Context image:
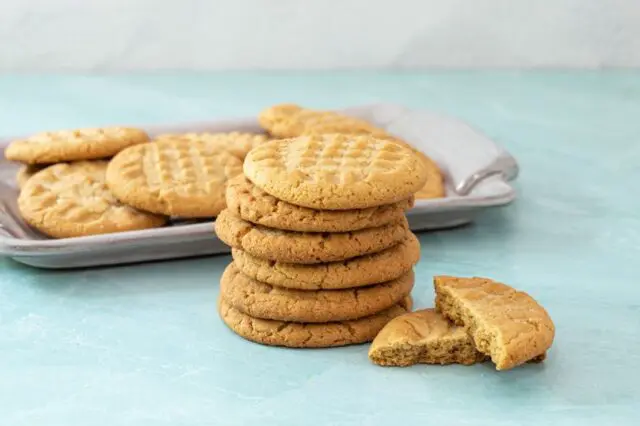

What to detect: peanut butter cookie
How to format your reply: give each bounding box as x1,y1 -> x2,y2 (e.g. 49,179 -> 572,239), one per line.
16,164 -> 48,189
155,132 -> 268,160
258,104 -> 445,201
214,209 -> 409,264
226,175 -> 413,232
220,263 -> 414,323
232,232 -> 420,290
106,139 -> 243,217
414,152 -> 446,200
18,161 -> 167,238
369,309 -> 486,367
258,104 -> 393,140
5,127 -> 149,164
434,276 -> 555,370
243,134 -> 428,210
218,295 -> 412,348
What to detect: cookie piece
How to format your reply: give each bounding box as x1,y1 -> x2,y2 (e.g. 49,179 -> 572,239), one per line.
5,127 -> 149,165
106,139 -> 243,217
258,104 -> 393,139
221,262 -> 414,323
369,309 -> 486,367
434,276 -> 555,370
218,295 -> 412,348
244,134 -> 428,210
226,175 -> 413,232
18,161 -> 167,238
215,209 -> 409,264
16,164 -> 48,189
232,232 -> 420,290
155,132 -> 268,160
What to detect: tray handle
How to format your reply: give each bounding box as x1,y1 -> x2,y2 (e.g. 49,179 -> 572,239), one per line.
455,152 -> 519,196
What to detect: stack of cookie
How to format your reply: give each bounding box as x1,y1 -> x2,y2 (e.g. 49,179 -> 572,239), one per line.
215,134 -> 430,348
7,128 -> 266,238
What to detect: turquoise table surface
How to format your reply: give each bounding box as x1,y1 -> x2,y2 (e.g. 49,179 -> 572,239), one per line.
0,72 -> 639,425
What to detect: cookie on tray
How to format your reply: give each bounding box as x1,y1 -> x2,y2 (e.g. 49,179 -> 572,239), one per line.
434,276 -> 555,370
16,164 -> 48,189
106,138 -> 243,218
5,127 -> 149,164
226,175 -> 413,232
243,134 -> 428,210
219,295 -> 412,348
214,209 -> 409,264
258,104 -> 393,140
155,132 -> 268,160
220,263 -> 414,323
232,232 -> 420,290
369,309 -> 487,367
18,161 -> 167,238
414,152 -> 446,200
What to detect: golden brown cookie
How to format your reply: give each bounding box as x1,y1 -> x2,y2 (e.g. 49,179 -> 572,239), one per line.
220,262 -> 414,323
434,276 -> 555,371
369,309 -> 486,367
18,161 -> 167,238
232,232 -> 420,290
258,104 -> 393,140
226,175 -> 413,232
215,209 -> 409,264
244,134 -> 428,210
5,127 -> 149,165
218,295 -> 412,348
16,164 -> 48,189
259,104 -> 445,202
414,152 -> 446,200
106,139 -> 243,218
155,132 -> 268,160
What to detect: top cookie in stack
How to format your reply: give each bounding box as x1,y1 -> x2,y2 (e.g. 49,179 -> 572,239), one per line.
215,134 -> 429,348
259,104 -> 445,201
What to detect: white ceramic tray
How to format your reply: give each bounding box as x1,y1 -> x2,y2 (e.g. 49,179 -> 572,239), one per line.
0,104 -> 518,269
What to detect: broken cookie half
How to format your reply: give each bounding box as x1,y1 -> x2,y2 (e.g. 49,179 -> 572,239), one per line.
368,309 -> 487,367
434,276 -> 555,370
369,276 -> 555,371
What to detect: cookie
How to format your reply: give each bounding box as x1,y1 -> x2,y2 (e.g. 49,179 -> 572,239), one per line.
244,134 -> 429,210
220,262 -> 414,323
232,232 -> 420,290
369,309 -> 486,367
258,104 -> 445,202
226,175 -> 413,232
16,164 -> 48,189
5,127 -> 149,165
258,104 -> 393,140
106,139 -> 243,218
414,152 -> 446,200
155,132 -> 268,160
215,209 -> 409,264
218,295 -> 412,348
434,276 -> 555,370
18,161 -> 167,238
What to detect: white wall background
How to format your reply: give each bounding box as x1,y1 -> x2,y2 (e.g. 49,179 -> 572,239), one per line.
0,0 -> 638,71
